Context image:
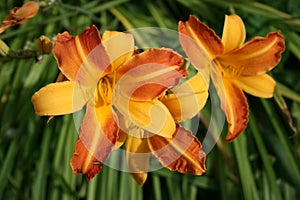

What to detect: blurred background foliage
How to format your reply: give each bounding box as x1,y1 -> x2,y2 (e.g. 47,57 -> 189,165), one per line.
0,0 -> 300,199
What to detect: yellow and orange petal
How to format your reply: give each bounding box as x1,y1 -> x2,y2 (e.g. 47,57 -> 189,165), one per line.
71,104 -> 119,179
53,25 -> 111,84
178,15 -> 224,60
221,79 -> 249,142
218,32 -> 285,76
115,48 -> 184,101
148,126 -> 206,175
70,139 -> 102,180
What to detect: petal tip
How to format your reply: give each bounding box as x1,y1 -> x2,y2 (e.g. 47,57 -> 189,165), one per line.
225,116 -> 249,142
130,172 -> 148,186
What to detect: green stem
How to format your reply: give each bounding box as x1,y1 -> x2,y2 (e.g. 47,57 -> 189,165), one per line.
233,135 -> 259,200
261,99 -> 300,188
0,139 -> 19,198
249,113 -> 283,200
109,7 -> 135,30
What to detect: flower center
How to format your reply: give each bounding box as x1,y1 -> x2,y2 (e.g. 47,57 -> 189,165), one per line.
123,119 -> 152,138
96,76 -> 113,106
215,59 -> 243,78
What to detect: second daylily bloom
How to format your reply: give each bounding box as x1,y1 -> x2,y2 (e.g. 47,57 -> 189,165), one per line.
179,14 -> 285,141
32,25 -> 208,184
113,69 -> 208,185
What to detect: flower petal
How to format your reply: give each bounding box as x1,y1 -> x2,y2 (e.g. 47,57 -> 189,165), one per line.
114,129 -> 127,149
222,14 -> 246,53
82,104 -> 119,161
178,15 -> 224,63
70,139 -> 103,180
128,100 -> 176,138
148,126 -> 206,174
125,136 -> 150,185
70,104 -> 119,179
161,73 -> 209,122
115,48 -> 184,101
114,96 -> 175,138
54,25 -> 110,84
102,31 -> 134,71
218,32 -> 285,76
31,81 -> 86,116
235,74 -> 276,98
221,79 -> 249,142
130,172 -> 148,186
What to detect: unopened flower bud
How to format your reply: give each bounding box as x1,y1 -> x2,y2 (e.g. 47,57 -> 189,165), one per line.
35,35 -> 53,54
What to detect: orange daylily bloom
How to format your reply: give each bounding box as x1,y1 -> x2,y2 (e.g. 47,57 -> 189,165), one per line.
179,14 -> 285,141
113,71 -> 208,185
32,25 -> 208,184
32,26 -> 122,179
0,1 -> 39,34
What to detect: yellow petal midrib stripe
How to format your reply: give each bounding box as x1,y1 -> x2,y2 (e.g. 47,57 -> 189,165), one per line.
75,36 -> 87,61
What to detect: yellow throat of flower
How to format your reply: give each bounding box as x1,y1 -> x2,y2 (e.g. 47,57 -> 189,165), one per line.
215,59 -> 243,78
95,76 -> 113,106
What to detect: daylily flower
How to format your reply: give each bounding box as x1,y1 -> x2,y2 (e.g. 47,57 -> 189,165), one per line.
179,14 -> 285,141
112,69 -> 209,185
32,25 -> 124,179
0,1 -> 39,34
31,25 -> 208,184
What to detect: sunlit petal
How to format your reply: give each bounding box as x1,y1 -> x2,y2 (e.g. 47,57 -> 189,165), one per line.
115,48 -> 184,101
235,74 -> 276,98
115,66 -> 183,102
102,31 -> 134,71
129,100 -> 175,138
31,81 -> 86,116
130,172 -> 148,186
70,104 -> 118,179
114,129 -> 127,149
148,126 -> 206,174
178,15 -> 224,61
54,25 -> 110,85
114,96 -> 175,138
218,32 -> 285,76
70,139 -> 102,180
222,14 -> 246,53
222,79 -> 249,142
125,136 -> 150,185
161,73 -> 208,122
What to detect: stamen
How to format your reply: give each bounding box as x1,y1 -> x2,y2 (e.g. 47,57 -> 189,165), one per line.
215,59 -> 244,78
105,77 -> 113,102
96,77 -> 113,106
124,119 -> 146,138
95,78 -> 103,104
112,70 -> 117,89
223,65 -> 243,77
